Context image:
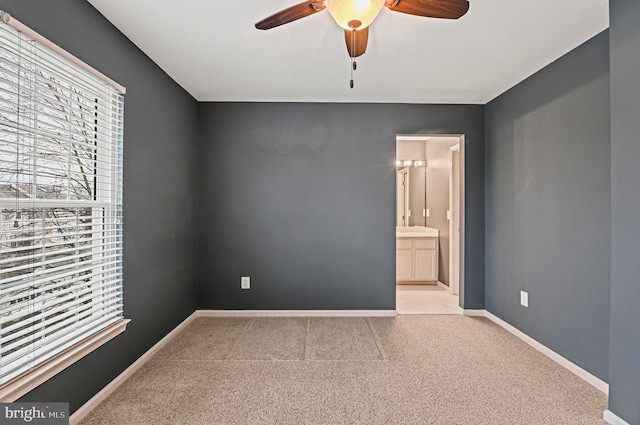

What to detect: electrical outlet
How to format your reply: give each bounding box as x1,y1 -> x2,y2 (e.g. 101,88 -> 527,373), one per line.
241,276 -> 250,290
520,291 -> 528,307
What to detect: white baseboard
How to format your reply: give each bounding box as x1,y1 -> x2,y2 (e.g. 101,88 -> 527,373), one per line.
462,309 -> 485,317
604,410 -> 631,425
483,310 -> 609,395
197,309 -> 398,317
69,312 -> 198,425
463,309 -> 608,394
436,281 -> 450,292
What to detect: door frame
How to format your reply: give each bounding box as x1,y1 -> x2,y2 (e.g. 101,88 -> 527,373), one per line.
395,134 -> 465,308
449,144 -> 461,295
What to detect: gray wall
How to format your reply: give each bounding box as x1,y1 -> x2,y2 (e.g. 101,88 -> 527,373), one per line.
198,103 -> 485,310
4,2 -> 633,421
485,31 -> 610,381
0,0 -> 200,413
608,1 -> 640,423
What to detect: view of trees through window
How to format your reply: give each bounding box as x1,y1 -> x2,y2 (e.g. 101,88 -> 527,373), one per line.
0,24 -> 124,385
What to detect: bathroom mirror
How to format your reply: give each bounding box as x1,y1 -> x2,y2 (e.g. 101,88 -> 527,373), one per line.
397,138 -> 427,227
396,163 -> 426,227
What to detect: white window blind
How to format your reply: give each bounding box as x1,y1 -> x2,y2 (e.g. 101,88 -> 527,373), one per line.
0,17 -> 124,387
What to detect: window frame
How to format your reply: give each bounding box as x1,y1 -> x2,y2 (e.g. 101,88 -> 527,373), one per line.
0,11 -> 128,401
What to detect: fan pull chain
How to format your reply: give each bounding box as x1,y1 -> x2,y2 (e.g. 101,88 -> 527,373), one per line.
350,28 -> 356,89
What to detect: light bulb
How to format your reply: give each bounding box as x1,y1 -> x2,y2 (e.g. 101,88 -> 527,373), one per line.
403,160 -> 412,167
325,0 -> 385,30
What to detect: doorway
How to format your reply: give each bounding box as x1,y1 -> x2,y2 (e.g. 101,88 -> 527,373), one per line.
395,134 -> 465,314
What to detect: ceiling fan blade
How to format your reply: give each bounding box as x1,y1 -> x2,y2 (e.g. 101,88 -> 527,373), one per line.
255,1 -> 326,30
344,27 -> 369,58
385,0 -> 469,19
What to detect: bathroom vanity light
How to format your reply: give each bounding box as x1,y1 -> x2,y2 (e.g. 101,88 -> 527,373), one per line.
396,160 -> 425,167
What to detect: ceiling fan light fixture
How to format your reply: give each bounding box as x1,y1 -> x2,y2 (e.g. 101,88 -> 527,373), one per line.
326,0 -> 385,30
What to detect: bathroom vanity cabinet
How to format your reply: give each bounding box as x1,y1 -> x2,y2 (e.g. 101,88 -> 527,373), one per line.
396,237 -> 439,283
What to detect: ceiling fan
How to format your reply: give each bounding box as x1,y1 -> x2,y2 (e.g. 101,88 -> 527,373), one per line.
255,0 -> 470,60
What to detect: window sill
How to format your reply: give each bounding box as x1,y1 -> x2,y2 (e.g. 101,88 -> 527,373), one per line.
0,318 -> 130,402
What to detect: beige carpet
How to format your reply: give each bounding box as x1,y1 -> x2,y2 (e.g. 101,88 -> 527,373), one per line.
80,316 -> 607,425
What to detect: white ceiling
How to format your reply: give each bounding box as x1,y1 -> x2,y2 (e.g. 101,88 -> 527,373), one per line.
86,0 -> 609,104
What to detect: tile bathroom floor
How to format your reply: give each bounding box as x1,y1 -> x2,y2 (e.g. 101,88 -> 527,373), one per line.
396,284 -> 461,315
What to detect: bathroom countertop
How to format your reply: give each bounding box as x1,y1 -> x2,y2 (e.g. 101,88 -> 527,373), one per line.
396,226 -> 439,238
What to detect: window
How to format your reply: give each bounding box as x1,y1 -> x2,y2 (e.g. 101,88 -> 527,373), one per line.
0,12 -> 127,399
